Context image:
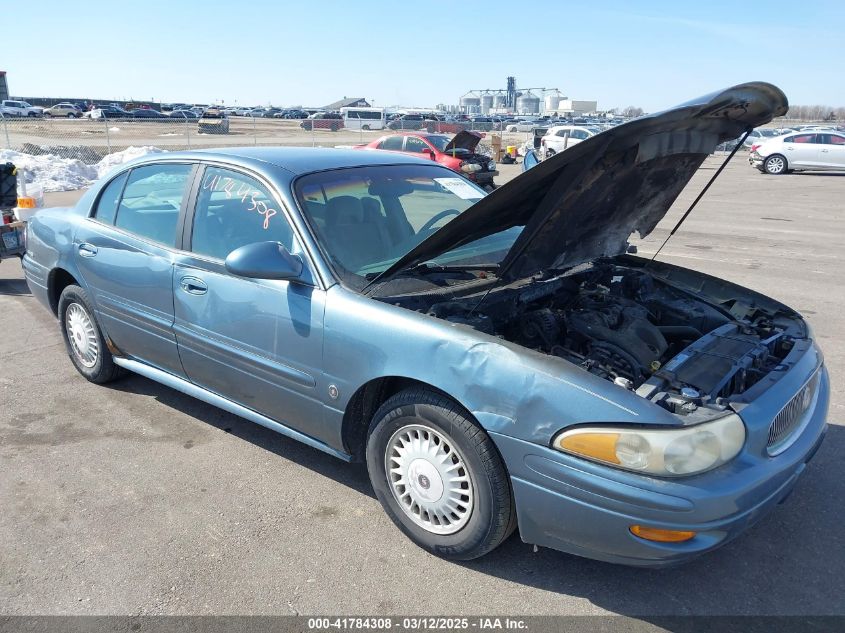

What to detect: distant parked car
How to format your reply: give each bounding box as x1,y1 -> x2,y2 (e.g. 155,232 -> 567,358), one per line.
741,128 -> 783,147
169,110 -> 200,119
300,112 -> 343,131
358,131 -> 498,187
83,105 -> 132,119
387,114 -> 439,131
198,108 -> 230,134
505,120 -> 542,133
129,109 -> 168,119
43,103 -> 83,118
1,100 -> 42,117
541,125 -> 602,156
749,130 -> 845,174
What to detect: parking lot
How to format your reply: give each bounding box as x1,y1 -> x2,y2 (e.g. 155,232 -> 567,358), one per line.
1,155 -> 843,618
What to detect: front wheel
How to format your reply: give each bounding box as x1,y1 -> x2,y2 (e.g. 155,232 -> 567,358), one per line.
58,285 -> 123,384
764,154 -> 787,175
366,388 -> 516,560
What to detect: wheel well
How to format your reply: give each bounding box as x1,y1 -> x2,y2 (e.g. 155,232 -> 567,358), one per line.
48,268 -> 79,315
341,377 -> 455,462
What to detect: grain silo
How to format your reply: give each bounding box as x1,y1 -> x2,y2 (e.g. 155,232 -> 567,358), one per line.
460,95 -> 481,114
517,92 -> 541,114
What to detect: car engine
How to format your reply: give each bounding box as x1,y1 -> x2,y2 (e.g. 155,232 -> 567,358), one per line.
413,262 -> 805,415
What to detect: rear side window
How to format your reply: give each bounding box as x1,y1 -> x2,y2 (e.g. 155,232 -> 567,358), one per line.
786,134 -> 816,143
380,136 -> 404,151
191,167 -> 293,261
114,164 -> 193,246
93,172 -> 129,224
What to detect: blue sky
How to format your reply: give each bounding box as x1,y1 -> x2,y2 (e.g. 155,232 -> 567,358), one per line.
6,0 -> 844,111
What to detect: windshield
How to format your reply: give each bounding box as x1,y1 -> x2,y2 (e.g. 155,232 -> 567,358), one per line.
295,164 -> 520,287
426,135 -> 454,152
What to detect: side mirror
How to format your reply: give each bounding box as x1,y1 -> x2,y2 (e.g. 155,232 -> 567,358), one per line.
420,148 -> 436,159
225,241 -> 304,280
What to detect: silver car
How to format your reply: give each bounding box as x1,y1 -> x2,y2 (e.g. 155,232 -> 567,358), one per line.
750,131 -> 845,174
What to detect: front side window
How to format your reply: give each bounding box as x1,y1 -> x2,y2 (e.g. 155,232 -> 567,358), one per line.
404,137 -> 431,153
114,163 -> 193,246
191,167 -> 293,261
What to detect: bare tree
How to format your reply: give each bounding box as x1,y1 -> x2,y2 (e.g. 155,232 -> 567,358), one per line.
621,106 -> 644,118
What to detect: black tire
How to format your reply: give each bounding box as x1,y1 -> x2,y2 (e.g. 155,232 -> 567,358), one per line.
362,124 -> 370,131
330,122 -> 339,131
764,154 -> 787,175
58,285 -> 123,384
366,387 -> 516,560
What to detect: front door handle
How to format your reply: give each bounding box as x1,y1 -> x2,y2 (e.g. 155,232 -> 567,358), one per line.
179,276 -> 208,295
820,149 -> 829,153
78,242 -> 98,257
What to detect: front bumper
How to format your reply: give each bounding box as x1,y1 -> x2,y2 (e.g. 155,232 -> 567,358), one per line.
490,365 -> 830,567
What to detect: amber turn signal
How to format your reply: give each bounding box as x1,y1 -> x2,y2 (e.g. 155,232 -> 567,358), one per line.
629,525 -> 697,543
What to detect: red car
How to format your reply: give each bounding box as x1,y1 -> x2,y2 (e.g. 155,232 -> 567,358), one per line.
358,131 -> 498,187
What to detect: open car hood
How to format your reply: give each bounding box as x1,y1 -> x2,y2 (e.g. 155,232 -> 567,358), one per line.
374,82 -> 788,285
443,130 -> 483,153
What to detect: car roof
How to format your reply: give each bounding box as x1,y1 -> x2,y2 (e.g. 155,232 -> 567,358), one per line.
129,146 -> 433,176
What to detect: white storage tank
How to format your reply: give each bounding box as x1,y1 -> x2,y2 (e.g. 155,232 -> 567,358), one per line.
517,94 -> 541,114
480,94 -> 494,114
544,94 -> 562,112
460,96 -> 480,113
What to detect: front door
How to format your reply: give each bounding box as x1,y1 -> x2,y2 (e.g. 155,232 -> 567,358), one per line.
73,162 -> 195,377
172,165 -> 330,443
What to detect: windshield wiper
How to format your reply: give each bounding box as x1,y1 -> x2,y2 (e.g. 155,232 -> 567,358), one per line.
363,262 -> 498,293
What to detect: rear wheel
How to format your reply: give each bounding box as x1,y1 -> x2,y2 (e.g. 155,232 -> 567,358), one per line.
58,285 -> 123,384
764,154 -> 787,175
366,387 -> 516,560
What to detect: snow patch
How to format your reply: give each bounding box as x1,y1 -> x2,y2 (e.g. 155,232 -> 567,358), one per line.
0,146 -> 166,192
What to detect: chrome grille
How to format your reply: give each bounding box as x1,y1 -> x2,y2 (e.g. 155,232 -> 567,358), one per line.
767,370 -> 820,455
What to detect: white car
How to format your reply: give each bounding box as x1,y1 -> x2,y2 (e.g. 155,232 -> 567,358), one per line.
540,125 -> 601,156
506,120 -> 542,132
43,103 -> 83,118
750,130 -> 845,174
0,99 -> 41,117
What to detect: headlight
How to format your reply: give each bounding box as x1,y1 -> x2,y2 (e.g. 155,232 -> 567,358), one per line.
487,161 -> 496,170
460,162 -> 481,173
552,414 -> 746,477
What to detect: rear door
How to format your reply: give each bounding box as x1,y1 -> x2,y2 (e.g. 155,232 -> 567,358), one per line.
172,165 -> 331,443
816,133 -> 845,169
73,162 -> 196,377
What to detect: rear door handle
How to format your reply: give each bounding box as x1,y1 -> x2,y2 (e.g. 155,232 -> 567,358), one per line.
820,149 -> 829,153
78,243 -> 98,257
179,276 -> 208,295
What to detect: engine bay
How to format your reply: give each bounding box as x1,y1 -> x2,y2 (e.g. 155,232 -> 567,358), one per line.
395,262 -> 805,417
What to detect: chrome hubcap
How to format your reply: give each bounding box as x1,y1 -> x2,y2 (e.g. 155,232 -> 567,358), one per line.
66,303 -> 99,368
385,424 -> 474,535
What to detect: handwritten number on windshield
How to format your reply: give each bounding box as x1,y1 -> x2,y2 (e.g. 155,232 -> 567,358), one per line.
202,173 -> 277,230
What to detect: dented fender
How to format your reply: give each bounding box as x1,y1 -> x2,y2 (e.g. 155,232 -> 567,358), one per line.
322,285 -> 677,450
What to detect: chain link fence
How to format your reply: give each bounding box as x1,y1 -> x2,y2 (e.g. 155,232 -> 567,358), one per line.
0,113 -> 530,192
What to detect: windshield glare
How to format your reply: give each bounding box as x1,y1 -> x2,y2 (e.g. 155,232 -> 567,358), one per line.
426,135 -> 455,152
294,165 -> 515,285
